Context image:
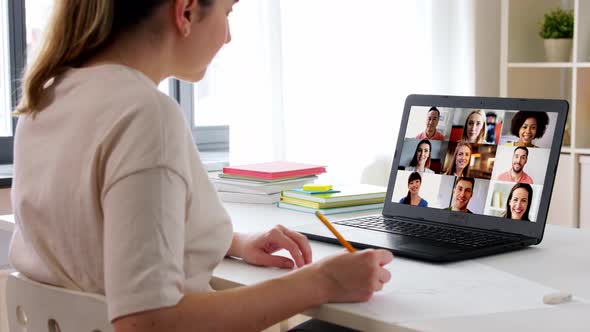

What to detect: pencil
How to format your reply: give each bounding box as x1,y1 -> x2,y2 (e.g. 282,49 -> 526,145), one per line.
314,211 -> 356,252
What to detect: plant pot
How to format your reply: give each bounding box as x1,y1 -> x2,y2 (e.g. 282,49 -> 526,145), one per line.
543,38 -> 572,62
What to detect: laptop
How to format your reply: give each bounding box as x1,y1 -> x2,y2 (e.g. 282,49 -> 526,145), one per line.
293,94 -> 568,262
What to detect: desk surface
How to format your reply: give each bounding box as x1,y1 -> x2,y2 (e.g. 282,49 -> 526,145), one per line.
2,205 -> 590,331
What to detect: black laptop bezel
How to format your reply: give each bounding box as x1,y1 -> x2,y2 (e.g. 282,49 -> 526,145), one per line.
383,94 -> 568,241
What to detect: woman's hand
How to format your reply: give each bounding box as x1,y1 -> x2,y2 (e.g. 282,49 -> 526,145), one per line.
312,249 -> 394,303
228,225 -> 313,269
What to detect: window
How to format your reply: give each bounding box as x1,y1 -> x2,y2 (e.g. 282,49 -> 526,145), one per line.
190,0 -> 280,166
25,0 -> 53,64
158,79 -> 171,96
0,0 -> 11,137
0,0 -> 24,164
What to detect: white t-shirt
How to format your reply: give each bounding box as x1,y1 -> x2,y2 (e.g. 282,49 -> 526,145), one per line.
9,64 -> 233,321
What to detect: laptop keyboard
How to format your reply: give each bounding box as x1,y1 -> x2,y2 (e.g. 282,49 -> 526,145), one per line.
334,216 -> 518,248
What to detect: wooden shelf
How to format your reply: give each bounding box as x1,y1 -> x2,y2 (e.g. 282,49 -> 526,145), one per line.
508,62 -> 574,68
503,0 -> 586,228
507,62 -> 590,68
575,148 -> 590,155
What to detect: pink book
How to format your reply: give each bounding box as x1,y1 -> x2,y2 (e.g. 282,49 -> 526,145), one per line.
223,161 -> 326,180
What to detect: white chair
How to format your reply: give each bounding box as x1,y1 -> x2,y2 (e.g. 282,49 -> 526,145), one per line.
5,272 -> 113,332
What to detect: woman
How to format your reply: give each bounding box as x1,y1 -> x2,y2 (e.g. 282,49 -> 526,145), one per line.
505,111 -> 550,147
406,139 -> 435,174
444,142 -> 472,177
10,1 -> 393,332
504,183 -> 533,221
461,109 -> 486,144
398,172 -> 428,207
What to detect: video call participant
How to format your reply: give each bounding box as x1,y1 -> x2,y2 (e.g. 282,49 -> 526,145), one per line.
505,111 -> 550,148
416,106 -> 445,140
398,172 -> 428,207
446,177 -> 474,213
486,112 -> 497,144
496,147 -> 533,184
444,142 -> 472,177
461,109 -> 486,144
406,139 -> 434,174
504,183 -> 533,221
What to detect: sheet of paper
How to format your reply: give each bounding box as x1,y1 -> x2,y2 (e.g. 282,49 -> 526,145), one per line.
327,258 -> 573,324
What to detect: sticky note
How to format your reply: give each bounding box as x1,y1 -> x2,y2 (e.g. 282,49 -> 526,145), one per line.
302,184 -> 333,192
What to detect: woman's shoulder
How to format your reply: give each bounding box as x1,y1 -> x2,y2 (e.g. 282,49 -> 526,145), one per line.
425,168 -> 434,174
65,65 -> 181,118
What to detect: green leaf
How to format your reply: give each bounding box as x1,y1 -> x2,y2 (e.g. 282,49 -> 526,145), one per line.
539,8 -> 574,39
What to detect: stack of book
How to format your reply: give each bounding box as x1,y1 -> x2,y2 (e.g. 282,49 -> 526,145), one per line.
278,184 -> 387,215
211,161 -> 326,204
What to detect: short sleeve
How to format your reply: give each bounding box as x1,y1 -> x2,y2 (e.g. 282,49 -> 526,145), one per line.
103,167 -> 187,321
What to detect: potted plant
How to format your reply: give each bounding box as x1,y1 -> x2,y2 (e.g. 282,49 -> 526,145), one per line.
539,8 -> 574,62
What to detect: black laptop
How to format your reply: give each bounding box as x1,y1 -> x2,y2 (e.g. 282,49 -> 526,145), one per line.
294,94 -> 568,262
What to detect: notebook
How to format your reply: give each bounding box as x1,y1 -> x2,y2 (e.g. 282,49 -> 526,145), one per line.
222,161 -> 326,180
293,94 -> 568,262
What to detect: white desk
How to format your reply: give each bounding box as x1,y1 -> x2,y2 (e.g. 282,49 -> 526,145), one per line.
2,206 -> 590,331
215,204 -> 590,332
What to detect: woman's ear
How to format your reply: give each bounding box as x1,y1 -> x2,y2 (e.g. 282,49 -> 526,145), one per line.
173,0 -> 199,37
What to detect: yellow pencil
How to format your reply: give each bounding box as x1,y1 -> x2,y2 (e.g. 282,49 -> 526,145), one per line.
314,211 -> 356,253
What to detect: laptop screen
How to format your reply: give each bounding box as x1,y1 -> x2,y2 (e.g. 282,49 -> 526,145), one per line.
392,106 -> 559,224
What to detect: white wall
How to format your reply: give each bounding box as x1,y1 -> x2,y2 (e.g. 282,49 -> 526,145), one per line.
474,0 -> 501,97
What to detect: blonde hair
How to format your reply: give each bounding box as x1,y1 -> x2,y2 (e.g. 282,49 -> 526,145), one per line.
15,0 -> 180,116
461,109 -> 487,144
16,1 -> 115,116
444,142 -> 472,177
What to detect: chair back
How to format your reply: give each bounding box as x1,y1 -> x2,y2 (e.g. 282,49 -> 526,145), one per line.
5,272 -> 113,332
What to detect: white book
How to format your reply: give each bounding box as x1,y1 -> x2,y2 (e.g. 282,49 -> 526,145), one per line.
218,192 -> 281,204
211,176 -> 316,195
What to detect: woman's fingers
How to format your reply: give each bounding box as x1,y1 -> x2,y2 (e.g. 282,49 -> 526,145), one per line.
276,225 -> 313,265
267,226 -> 305,267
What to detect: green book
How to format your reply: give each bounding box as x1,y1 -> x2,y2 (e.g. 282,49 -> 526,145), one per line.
282,184 -> 386,204
277,202 -> 384,215
280,195 -> 384,209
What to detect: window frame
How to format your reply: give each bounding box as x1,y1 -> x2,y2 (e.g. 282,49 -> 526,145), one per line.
0,0 -> 25,164
175,80 -> 229,153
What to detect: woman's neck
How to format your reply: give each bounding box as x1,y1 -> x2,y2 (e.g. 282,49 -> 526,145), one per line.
516,140 -> 534,147
83,31 -> 171,84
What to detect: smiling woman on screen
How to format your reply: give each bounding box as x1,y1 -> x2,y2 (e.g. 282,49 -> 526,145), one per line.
504,183 -> 533,221
461,109 -> 487,144
399,172 -> 429,207
406,139 -> 435,174
505,111 -> 550,148
444,142 -> 472,177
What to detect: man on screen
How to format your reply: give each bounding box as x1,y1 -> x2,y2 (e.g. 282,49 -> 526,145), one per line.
446,177 -> 474,213
416,106 -> 445,140
496,147 -> 533,184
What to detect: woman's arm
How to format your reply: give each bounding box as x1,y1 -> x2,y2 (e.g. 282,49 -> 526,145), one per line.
113,249 -> 393,332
